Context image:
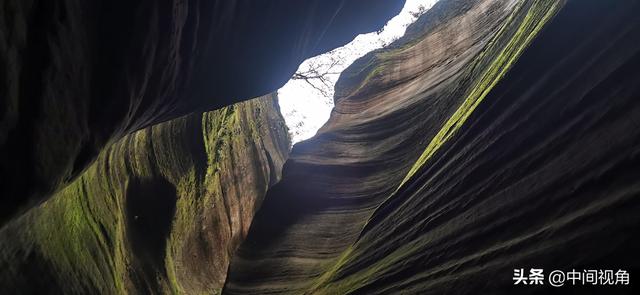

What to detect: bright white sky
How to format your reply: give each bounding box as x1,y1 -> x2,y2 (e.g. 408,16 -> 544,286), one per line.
279,0 -> 439,143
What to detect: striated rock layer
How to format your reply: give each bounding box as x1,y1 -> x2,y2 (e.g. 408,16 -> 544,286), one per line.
0,0 -> 404,224
0,94 -> 290,294
225,0 -> 640,294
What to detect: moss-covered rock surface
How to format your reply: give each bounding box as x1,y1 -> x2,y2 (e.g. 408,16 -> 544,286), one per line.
224,0 -> 640,294
0,94 -> 290,294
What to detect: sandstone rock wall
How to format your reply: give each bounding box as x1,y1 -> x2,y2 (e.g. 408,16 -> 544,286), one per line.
0,94 -> 290,294
225,0 -> 640,294
0,0 -> 404,224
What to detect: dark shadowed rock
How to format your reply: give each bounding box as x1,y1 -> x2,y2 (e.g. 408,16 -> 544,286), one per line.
0,0 -> 405,225
4,0 -> 640,293
0,94 -> 290,294
224,0 -> 640,294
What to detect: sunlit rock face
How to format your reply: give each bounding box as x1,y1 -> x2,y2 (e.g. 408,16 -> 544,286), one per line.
0,0 -> 404,224
225,0 -> 640,294
0,95 -> 290,294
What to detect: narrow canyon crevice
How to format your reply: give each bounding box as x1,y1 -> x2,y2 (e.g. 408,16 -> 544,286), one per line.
2,0 -> 640,294
0,0 -> 404,225
224,0 -> 640,294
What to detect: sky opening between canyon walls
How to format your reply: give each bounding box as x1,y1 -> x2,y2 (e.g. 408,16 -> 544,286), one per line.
279,0 -> 439,143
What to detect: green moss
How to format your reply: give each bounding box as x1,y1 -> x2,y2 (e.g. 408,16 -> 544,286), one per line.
312,242 -> 424,294
2,94 -> 290,294
311,1 -> 563,292
399,0 -> 560,188
30,169 -> 126,294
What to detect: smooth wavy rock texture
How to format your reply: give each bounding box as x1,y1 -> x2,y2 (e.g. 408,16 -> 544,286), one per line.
225,0 -> 640,294
0,94 -> 290,294
0,0 -> 404,224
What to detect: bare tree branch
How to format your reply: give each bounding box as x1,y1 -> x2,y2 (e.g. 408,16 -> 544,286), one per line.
290,49 -> 345,98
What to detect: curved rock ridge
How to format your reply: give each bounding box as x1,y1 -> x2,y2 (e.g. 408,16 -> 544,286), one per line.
226,0 -> 640,294
224,0 -> 550,293
324,0 -> 640,293
0,0 -> 404,225
0,94 -> 290,294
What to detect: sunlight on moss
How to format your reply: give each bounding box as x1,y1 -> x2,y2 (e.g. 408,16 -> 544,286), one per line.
310,1 -> 563,292
399,0 -> 560,188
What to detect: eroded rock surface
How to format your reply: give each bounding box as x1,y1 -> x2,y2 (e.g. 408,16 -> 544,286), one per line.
0,94 -> 290,294
3,0 -> 640,293
0,0 -> 404,224
225,0 -> 640,294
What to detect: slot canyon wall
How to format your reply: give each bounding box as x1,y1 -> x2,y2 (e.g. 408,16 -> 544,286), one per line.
2,0 -> 640,294
0,0 -> 404,224
224,0 -> 640,294
0,94 -> 290,294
